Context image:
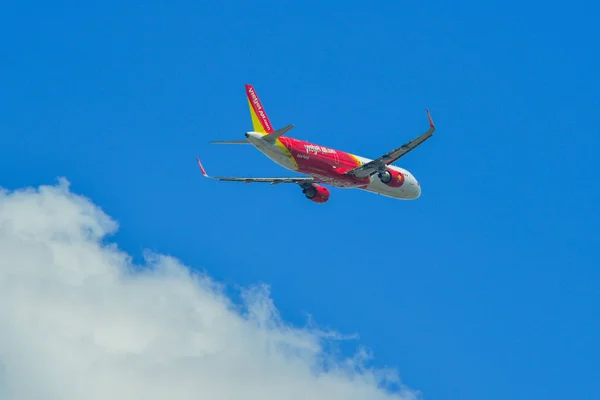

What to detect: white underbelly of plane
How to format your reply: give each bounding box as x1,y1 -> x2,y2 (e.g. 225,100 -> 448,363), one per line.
250,138 -> 298,171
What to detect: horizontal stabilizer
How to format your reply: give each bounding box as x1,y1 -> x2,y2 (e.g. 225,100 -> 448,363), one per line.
262,124 -> 294,143
210,139 -> 251,145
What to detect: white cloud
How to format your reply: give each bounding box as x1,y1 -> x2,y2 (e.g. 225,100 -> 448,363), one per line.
0,178 -> 417,400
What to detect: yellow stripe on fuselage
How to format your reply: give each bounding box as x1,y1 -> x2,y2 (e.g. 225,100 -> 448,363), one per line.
274,138 -> 299,169
348,153 -> 364,166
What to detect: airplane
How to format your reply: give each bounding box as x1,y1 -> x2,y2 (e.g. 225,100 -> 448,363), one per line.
196,84 -> 435,203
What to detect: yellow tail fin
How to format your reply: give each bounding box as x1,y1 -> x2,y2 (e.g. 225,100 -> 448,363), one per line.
245,84 -> 274,134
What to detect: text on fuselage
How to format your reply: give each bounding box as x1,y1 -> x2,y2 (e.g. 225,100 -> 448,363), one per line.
304,144 -> 336,155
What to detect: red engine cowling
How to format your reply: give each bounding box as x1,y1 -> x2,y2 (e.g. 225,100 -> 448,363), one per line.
378,169 -> 405,187
302,184 -> 331,203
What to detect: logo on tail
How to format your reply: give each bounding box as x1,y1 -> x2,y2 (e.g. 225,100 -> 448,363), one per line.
245,84 -> 274,134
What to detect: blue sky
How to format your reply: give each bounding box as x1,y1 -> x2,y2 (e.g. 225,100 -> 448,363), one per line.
1,0 -> 599,398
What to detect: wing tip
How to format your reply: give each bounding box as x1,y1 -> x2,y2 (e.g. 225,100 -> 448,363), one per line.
196,157 -> 208,177
426,109 -> 435,128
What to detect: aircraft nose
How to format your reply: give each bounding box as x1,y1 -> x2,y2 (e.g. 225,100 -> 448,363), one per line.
412,180 -> 421,199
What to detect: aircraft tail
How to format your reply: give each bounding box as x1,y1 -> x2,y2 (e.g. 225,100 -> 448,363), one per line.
245,84 -> 274,134
209,84 -> 289,146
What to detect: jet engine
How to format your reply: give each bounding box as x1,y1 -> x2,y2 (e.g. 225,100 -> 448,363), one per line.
302,184 -> 330,203
377,169 -> 405,187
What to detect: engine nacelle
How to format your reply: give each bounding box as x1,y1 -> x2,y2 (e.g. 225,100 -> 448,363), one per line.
378,169 -> 405,188
302,184 -> 330,203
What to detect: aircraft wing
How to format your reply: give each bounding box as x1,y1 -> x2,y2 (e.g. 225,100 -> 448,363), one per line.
196,158 -> 315,186
346,110 -> 435,179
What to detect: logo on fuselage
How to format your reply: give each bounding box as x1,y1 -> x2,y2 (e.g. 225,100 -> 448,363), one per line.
304,144 -> 336,155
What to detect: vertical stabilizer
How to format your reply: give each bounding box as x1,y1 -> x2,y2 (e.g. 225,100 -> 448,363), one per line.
245,84 -> 274,134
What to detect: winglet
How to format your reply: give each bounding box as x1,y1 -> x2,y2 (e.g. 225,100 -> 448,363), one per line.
196,157 -> 209,177
426,109 -> 435,129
